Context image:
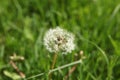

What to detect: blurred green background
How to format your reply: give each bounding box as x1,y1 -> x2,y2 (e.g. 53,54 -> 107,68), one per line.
0,0 -> 120,80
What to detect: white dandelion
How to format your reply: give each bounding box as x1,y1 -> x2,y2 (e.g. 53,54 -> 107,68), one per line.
44,27 -> 75,54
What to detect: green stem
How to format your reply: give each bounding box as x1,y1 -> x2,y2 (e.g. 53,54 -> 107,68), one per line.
49,53 -> 58,80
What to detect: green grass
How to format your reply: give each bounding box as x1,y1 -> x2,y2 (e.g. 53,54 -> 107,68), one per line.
0,0 -> 120,80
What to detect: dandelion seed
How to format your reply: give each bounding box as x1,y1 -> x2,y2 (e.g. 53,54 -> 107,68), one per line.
44,27 -> 75,54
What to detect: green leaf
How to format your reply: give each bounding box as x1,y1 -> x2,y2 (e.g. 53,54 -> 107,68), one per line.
3,70 -> 21,80
23,16 -> 34,41
108,35 -> 120,55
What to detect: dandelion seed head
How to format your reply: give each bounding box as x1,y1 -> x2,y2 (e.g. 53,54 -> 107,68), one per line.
44,27 -> 75,54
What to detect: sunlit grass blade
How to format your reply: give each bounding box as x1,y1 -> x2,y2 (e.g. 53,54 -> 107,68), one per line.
26,60 -> 82,80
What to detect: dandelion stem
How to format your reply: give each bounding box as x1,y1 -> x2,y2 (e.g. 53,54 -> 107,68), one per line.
49,53 -> 58,80
51,53 -> 58,69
